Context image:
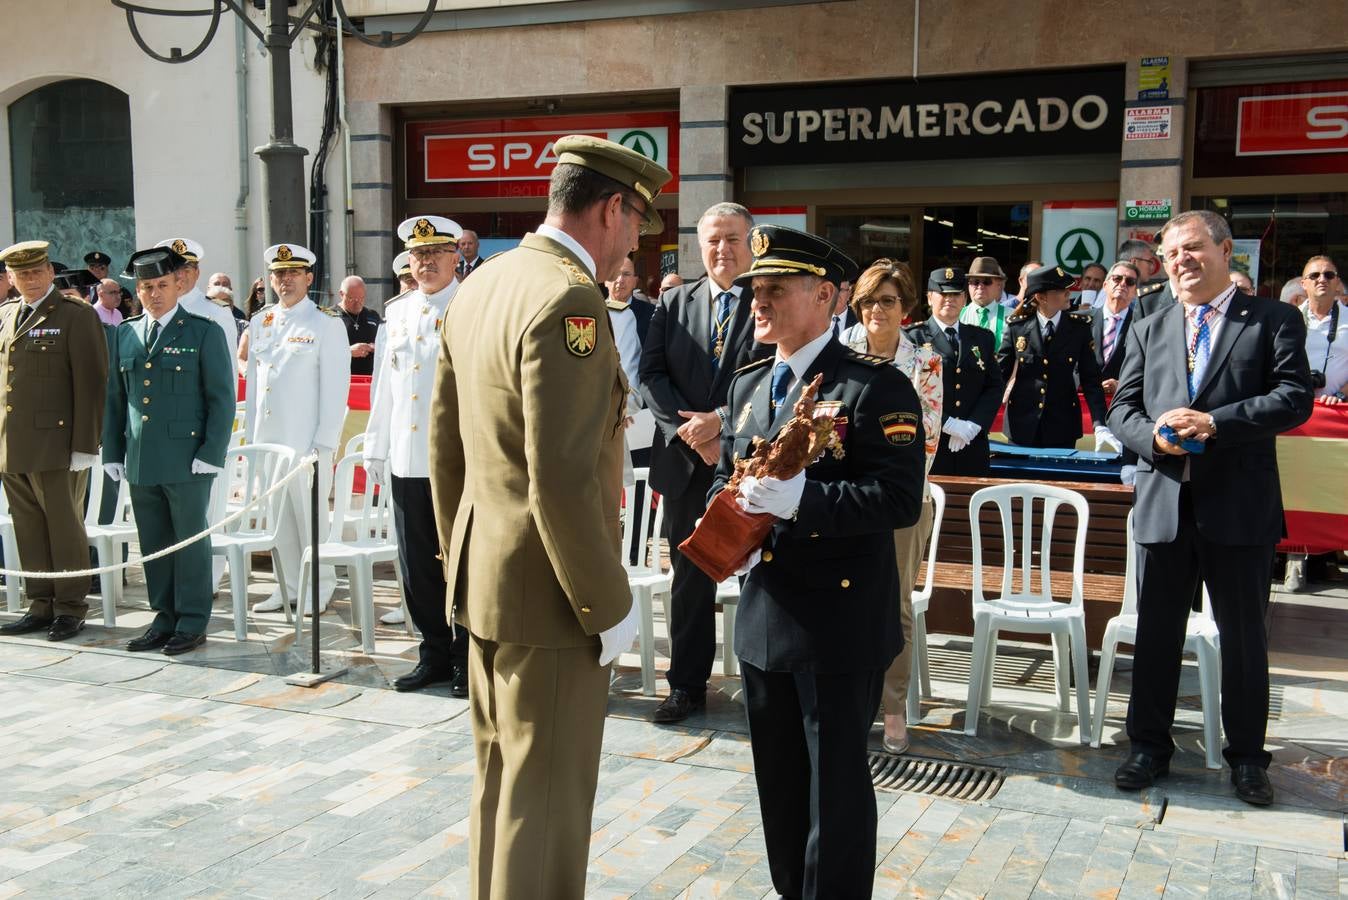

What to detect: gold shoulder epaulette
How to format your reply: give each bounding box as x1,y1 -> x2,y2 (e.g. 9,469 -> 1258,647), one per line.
844,349 -> 889,367
1007,312 -> 1031,323
1138,281 -> 1164,296
321,305 -> 343,316
734,356 -> 772,375
1070,311 -> 1092,321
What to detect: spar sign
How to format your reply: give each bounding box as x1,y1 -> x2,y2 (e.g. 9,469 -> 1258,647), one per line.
406,112 -> 679,200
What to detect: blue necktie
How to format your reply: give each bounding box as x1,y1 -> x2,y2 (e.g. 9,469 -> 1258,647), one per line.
770,362 -> 792,413
711,292 -> 734,371
1187,305 -> 1214,398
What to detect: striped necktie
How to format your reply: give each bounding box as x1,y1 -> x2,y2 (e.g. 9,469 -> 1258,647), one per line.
1103,313 -> 1120,362
711,292 -> 734,371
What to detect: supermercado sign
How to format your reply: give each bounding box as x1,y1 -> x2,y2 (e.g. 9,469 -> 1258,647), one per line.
405,111 -> 679,200
729,69 -> 1123,166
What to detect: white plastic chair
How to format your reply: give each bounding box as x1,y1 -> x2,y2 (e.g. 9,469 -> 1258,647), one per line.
294,452 -> 400,654
906,482 -> 947,724
0,486 -> 20,612
717,579 -> 741,678
84,471 -> 137,627
623,467 -> 670,695
1091,510 -> 1223,769
964,484 -> 1092,741
211,443 -> 296,640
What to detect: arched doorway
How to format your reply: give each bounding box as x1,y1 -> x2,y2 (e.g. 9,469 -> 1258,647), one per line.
8,78 -> 134,273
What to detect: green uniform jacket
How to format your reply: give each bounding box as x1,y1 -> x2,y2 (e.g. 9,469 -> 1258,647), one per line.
103,308 -> 235,485
429,232 -> 631,648
0,287 -> 109,474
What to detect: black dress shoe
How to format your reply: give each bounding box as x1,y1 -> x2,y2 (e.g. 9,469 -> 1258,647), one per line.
449,665 -> 469,699
47,615 -> 85,642
126,629 -> 172,652
393,662 -> 454,693
1231,764 -> 1275,806
0,613 -> 54,636
1114,752 -> 1170,790
162,632 -> 207,656
651,689 -> 705,724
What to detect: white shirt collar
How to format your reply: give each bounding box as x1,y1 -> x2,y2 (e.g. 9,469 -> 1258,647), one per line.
708,280 -> 744,300
421,280 -> 457,307
932,315 -> 960,332
147,304 -> 179,329
774,326 -> 836,384
1037,309 -> 1062,329
534,224 -> 596,280
1104,303 -> 1131,320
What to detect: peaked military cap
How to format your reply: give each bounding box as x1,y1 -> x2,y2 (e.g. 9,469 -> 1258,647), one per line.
154,237 -> 204,263
734,224 -> 857,288
264,243 -> 316,271
124,247 -> 188,280
0,240 -> 51,270
398,215 -> 462,250
392,251 -> 412,277
552,134 -> 673,235
1023,264 -> 1077,296
84,250 -> 113,267
928,266 -> 967,293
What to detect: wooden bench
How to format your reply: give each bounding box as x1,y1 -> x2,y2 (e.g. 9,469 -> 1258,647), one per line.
921,476 -> 1134,650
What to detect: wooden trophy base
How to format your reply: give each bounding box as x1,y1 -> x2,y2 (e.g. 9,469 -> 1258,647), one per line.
678,489 -> 775,583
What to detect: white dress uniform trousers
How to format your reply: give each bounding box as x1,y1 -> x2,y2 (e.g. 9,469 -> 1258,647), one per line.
244,297 -> 349,607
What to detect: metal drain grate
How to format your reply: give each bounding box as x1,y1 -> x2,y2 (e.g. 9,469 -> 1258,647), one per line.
869,753 -> 1005,801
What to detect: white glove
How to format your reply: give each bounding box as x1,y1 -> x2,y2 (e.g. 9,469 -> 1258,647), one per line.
191,459 -> 223,476
598,601 -> 640,666
957,420 -> 981,441
947,432 -> 970,453
736,472 -> 806,520
1094,426 -> 1122,455
941,418 -> 964,437
103,462 -> 126,482
364,457 -> 387,487
734,548 -> 763,577
71,451 -> 99,472
943,418 -> 981,443
1119,464 -> 1137,487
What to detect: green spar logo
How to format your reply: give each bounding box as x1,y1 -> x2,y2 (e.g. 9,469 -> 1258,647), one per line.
1054,228 -> 1104,277
617,129 -> 659,162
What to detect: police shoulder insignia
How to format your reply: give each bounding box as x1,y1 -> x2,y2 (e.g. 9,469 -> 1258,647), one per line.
1138,281 -> 1163,296
564,315 -> 597,357
1016,335 -> 1027,352
879,411 -> 919,446
734,357 -> 772,375
1071,311 -> 1092,321
844,349 -> 888,367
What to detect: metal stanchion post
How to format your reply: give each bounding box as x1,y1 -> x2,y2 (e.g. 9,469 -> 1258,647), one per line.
286,454 -> 347,687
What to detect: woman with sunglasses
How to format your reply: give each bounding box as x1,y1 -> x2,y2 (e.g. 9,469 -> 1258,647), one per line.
840,259 -> 941,754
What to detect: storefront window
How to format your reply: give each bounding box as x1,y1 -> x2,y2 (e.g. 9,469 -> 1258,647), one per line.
8,78 -> 134,269
1191,193 -> 1348,296
921,204 -> 1030,278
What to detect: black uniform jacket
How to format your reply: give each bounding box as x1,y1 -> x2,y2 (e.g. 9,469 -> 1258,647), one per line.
710,338 -> 926,674
997,309 -> 1108,447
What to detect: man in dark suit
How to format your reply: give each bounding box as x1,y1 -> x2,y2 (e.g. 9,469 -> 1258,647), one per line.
1091,261 -> 1141,390
906,267 -> 1003,475
714,225 -> 924,898
639,201 -> 761,723
1108,210 -> 1313,807
455,229 -> 484,279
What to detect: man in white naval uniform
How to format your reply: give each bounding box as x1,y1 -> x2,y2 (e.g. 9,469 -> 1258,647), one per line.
365,216 -> 470,694
245,243 -> 349,613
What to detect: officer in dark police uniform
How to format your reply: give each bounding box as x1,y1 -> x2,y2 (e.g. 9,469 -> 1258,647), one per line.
997,265 -> 1111,449
713,225 -> 925,899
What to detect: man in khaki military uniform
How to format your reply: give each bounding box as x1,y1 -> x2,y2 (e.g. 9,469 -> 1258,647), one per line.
0,241 -> 109,641
429,135 -> 671,899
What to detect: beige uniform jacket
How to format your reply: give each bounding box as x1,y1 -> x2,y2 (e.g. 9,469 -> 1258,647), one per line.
0,288 -> 109,473
429,232 -> 630,648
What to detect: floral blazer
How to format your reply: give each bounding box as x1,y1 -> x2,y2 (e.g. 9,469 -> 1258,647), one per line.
842,325 -> 942,476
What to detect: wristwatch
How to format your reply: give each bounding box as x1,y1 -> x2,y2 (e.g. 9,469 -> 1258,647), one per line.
1205,413 -> 1217,435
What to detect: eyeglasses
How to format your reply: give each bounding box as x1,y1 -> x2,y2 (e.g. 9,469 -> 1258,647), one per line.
1107,274 -> 1137,286
620,198 -> 651,231
966,277 -> 998,286
1305,271 -> 1338,281
859,295 -> 900,310
409,246 -> 454,261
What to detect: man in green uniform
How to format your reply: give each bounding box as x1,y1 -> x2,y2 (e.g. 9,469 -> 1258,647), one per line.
429,135 -> 671,898
0,240 -> 108,641
103,247 -> 235,655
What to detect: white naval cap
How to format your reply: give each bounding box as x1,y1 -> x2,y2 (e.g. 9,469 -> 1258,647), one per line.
264,243 -> 317,270
154,237 -> 205,263
397,215 -> 462,250
392,251 -> 412,276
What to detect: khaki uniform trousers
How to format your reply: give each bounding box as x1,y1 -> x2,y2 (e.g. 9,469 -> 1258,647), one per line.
468,633 -> 610,900
1,469 -> 91,619
882,492 -> 935,715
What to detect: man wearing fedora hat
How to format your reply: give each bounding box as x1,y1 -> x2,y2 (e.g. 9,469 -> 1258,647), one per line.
430,134 -> 670,896
960,256 -> 1013,349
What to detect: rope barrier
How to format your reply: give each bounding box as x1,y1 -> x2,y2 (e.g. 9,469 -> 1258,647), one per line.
0,453 -> 319,580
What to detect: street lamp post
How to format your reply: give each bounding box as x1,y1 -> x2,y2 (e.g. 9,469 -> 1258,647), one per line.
112,0 -> 437,252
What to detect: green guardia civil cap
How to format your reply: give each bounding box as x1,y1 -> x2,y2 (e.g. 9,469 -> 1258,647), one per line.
552,134 -> 673,235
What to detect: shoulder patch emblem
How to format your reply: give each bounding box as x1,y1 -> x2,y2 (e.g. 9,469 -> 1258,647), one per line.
879,411 -> 919,446
564,316 -> 597,357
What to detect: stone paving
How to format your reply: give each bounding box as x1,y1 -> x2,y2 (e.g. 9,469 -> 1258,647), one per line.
0,557 -> 1346,897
